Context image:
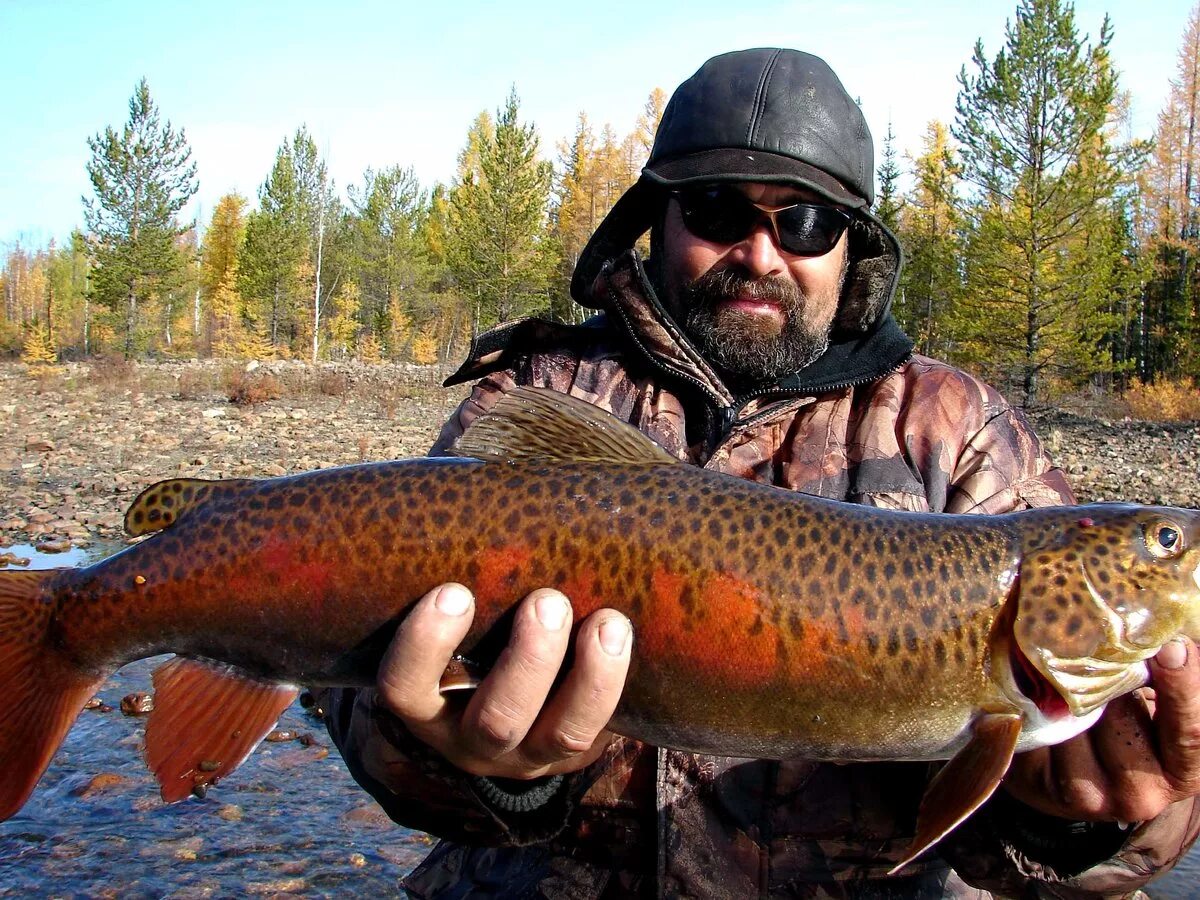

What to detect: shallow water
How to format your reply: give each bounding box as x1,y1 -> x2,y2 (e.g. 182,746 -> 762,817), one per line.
0,545 -> 428,897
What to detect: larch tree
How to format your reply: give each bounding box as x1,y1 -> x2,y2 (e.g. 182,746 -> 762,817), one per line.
1139,2 -> 1200,379
200,193 -> 248,355
953,0 -> 1138,404
897,121 -> 963,358
83,78 -> 198,357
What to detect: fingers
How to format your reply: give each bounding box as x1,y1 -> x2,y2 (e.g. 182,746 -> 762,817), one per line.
520,612 -> 632,768
459,589 -> 574,760
377,583 -> 475,726
1150,637 -> 1200,796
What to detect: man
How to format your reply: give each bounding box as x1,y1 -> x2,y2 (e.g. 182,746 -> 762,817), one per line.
325,49 -> 1200,897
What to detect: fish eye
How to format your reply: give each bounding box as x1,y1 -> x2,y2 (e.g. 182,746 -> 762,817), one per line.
1146,521 -> 1185,559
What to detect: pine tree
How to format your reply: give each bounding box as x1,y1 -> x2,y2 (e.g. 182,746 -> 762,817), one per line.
83,78 -> 198,357
347,165 -> 430,357
953,0 -> 1141,403
875,122 -> 903,233
447,89 -> 557,327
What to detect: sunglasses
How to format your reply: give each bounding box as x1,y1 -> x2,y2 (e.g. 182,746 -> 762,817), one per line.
672,187 -> 851,257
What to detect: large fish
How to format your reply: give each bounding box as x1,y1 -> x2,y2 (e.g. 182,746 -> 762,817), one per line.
1,387 -> 1198,870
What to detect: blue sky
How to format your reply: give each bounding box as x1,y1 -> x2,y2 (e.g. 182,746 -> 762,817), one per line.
1,0 -> 1193,248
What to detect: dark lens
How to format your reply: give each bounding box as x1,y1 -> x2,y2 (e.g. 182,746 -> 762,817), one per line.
675,188 -> 758,244
773,205 -> 851,256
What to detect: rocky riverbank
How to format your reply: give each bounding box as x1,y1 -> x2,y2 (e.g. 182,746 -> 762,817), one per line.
1,359 -> 1198,556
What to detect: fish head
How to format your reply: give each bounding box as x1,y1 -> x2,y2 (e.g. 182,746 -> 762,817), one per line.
1010,505 -> 1200,719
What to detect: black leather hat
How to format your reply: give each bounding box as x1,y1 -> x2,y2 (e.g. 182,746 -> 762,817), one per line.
571,47 -> 901,327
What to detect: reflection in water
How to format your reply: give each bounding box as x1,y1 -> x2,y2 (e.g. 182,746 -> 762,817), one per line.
0,544 -> 429,895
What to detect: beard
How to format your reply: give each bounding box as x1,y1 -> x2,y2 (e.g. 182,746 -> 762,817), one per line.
679,268 -> 842,384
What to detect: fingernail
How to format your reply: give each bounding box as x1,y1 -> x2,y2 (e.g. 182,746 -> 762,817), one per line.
600,617 -> 630,656
536,593 -> 568,631
1158,638 -> 1189,670
435,584 -> 472,616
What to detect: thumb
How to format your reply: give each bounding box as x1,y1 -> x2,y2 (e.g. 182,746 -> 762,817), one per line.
1150,637 -> 1200,796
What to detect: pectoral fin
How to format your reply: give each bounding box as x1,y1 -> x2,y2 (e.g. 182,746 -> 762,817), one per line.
439,655 -> 486,692
890,712 -> 1023,875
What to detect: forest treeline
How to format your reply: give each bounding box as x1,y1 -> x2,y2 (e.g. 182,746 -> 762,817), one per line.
4,0 -> 1200,407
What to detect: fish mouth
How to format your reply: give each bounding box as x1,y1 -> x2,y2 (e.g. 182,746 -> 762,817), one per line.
1009,638 -> 1071,720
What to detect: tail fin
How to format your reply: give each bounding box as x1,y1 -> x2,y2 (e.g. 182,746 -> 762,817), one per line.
0,571 -> 107,820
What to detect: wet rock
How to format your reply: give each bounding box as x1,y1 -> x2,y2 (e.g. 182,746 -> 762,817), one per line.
35,538 -> 71,553
24,437 -> 55,452
349,852 -> 367,868
0,551 -> 31,568
120,692 -> 154,716
216,803 -> 243,822
245,878 -> 307,894
342,802 -> 393,829
70,772 -> 130,798
265,730 -> 299,743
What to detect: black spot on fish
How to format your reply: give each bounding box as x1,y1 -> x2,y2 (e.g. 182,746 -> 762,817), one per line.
866,632 -> 880,655
904,624 -> 918,653
934,639 -> 947,665
288,493 -> 305,508
921,607 -> 937,628
887,629 -> 900,657
902,559 -> 915,579
837,569 -> 850,593
708,520 -> 723,540
883,562 -> 896,581
788,612 -> 803,639
1066,616 -> 1084,636
864,563 -> 877,584
686,494 -> 700,513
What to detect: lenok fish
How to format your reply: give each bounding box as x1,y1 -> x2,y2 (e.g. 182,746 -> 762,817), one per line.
1,387 -> 1198,870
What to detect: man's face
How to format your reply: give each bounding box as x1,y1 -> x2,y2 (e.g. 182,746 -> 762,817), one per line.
659,182 -> 850,383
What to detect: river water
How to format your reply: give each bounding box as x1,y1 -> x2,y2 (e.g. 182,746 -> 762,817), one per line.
0,544 -> 1195,897
0,545 -> 429,897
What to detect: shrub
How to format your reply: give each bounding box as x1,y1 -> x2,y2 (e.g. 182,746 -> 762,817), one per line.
176,367 -> 212,400
87,354 -> 136,388
1122,378 -> 1200,422
223,368 -> 282,406
317,369 -> 350,398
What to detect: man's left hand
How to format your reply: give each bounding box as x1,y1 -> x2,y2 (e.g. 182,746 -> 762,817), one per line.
1003,637 -> 1200,823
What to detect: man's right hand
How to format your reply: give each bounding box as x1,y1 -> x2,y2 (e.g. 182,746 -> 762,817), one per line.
377,583 -> 632,780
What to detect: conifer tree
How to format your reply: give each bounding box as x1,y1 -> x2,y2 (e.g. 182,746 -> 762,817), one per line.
83,78 -> 198,357
875,122 -> 903,234
898,121 -> 963,357
200,194 -> 247,355
447,89 -> 557,326
953,0 -> 1140,403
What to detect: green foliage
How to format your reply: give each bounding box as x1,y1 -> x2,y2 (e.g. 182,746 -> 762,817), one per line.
952,0 -> 1143,404
347,166 -> 431,357
875,122 -> 903,234
83,78 -> 198,357
447,89 -> 558,327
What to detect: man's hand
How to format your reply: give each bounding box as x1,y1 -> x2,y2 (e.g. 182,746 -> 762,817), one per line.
1003,637 -> 1200,823
377,583 -> 632,780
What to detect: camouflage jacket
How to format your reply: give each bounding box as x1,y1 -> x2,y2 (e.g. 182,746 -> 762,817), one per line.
324,253 -> 1200,898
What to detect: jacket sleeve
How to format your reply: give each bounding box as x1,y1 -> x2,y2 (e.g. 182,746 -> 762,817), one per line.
323,369 -> 588,846
935,401 -> 1200,896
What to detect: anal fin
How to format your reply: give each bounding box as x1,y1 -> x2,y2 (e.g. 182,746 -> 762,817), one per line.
145,657 -> 299,803
890,712 -> 1023,875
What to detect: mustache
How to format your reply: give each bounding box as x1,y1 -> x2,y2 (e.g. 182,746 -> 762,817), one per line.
685,269 -> 802,308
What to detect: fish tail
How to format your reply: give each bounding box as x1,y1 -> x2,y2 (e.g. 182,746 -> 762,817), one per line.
0,570 -> 107,820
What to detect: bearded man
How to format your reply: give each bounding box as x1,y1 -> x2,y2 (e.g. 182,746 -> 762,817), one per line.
325,49 -> 1200,898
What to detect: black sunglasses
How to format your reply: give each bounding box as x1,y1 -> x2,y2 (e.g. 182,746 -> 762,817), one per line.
672,186 -> 851,257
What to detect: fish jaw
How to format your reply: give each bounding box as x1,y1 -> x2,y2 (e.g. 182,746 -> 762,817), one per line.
1013,505 -> 1200,718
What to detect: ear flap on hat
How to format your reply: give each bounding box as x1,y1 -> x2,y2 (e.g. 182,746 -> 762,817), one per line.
836,214 -> 904,333
570,181 -> 665,308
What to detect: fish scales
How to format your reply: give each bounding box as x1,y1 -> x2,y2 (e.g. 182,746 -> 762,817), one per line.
4,385 -> 1200,871
55,457 -> 1015,760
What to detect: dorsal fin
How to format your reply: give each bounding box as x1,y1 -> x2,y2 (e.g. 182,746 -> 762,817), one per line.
455,386 -> 679,466
124,478 -> 250,536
